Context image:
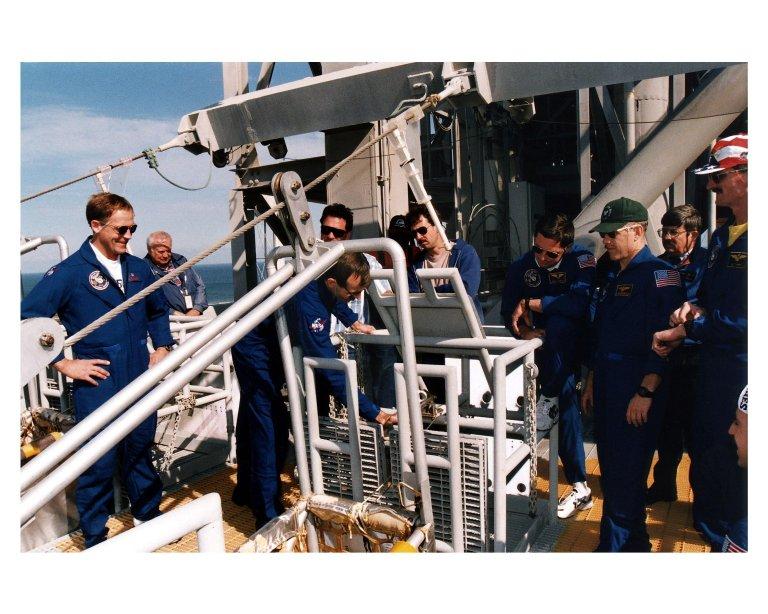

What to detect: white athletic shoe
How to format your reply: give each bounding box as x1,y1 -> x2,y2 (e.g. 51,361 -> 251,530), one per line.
557,483 -> 593,519
536,395 -> 559,432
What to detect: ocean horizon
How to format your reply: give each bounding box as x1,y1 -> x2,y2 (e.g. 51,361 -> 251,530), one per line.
20,261 -> 263,306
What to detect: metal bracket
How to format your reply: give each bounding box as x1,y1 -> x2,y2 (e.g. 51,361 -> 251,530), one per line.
270,171 -> 316,257
390,71 -> 435,117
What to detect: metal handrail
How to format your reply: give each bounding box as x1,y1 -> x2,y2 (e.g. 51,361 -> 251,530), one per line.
20,235 -> 69,260
87,493 -> 225,553
20,247 -> 346,524
20,262 -> 295,492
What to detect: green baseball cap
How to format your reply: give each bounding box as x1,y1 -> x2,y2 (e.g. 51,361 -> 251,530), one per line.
589,197 -> 648,233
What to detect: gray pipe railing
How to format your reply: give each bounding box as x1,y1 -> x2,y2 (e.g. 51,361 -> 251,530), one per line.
20,262 -> 295,492
492,340 -> 543,552
20,246 -> 347,525
394,363 -> 463,552
87,492 -> 225,553
303,356 -> 365,502
21,235 -> 70,260
267,237 -> 433,539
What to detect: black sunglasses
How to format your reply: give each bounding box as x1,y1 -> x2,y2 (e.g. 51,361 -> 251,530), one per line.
320,224 -> 347,238
532,245 -> 563,259
411,225 -> 430,237
710,168 -> 746,184
106,223 -> 138,235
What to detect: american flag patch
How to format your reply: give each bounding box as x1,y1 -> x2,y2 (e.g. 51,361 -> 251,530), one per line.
654,269 -> 681,287
723,535 -> 746,553
128,273 -> 140,282
578,253 -> 596,269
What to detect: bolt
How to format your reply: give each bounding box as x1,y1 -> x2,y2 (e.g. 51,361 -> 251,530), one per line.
291,180 -> 301,192
39,333 -> 55,349
300,211 -> 311,222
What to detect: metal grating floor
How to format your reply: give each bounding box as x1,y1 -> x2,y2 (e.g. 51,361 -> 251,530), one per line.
42,447 -> 709,553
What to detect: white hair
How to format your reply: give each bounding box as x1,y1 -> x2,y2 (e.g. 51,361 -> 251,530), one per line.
147,230 -> 172,249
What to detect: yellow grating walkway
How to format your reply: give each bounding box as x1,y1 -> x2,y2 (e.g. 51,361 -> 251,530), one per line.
51,453 -> 708,553
537,452 -> 711,552
52,468 -> 301,553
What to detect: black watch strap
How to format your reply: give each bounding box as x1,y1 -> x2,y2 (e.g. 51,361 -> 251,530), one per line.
637,385 -> 655,399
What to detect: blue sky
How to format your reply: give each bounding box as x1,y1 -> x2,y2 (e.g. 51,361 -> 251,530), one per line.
20,62 -> 325,272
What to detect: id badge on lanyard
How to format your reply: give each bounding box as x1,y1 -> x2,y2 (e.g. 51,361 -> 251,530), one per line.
183,288 -> 194,310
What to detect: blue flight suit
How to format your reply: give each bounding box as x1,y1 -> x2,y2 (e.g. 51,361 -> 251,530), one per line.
231,317 -> 288,526
686,225 -> 747,550
286,279 -> 381,421
408,238 -> 484,322
589,246 -> 685,551
500,247 -> 596,485
231,283 -> 363,525
649,246 -> 707,498
144,252 -> 208,314
21,238 -> 173,548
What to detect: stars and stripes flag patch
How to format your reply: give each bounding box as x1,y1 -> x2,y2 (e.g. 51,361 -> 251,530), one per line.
578,254 -> 596,269
723,535 -> 747,553
654,269 -> 681,287
128,273 -> 140,282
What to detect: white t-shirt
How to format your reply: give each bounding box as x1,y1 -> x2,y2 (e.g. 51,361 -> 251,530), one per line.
91,241 -> 124,292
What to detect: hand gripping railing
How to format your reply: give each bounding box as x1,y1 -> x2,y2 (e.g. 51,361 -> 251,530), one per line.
86,493 -> 225,553
20,244 -> 347,525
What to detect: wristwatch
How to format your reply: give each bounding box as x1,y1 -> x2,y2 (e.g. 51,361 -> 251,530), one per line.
637,386 -> 655,399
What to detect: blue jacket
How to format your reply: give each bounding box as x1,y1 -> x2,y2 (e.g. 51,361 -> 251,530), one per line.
286,279 -> 380,420
408,238 -> 483,320
589,245 -> 686,376
659,245 -> 708,351
686,224 -> 747,361
21,238 -> 173,367
144,252 -> 208,313
500,246 -> 596,331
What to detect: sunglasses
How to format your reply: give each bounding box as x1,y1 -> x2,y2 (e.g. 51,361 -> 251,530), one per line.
411,225 -> 431,237
709,168 -> 746,184
320,225 -> 347,238
105,223 -> 138,235
532,245 -> 563,259
657,227 -> 686,238
599,225 -> 639,239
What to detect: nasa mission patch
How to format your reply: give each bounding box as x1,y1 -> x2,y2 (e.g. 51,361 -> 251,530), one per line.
524,268 -> 541,288
89,270 -> 109,291
310,317 -> 326,333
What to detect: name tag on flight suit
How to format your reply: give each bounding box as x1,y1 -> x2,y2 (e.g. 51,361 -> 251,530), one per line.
615,284 -> 633,297
548,271 -> 567,284
728,252 -> 747,269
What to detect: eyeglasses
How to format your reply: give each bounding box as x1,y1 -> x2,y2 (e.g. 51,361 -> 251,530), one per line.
599,224 -> 639,239
411,226 -> 431,237
532,245 -> 563,259
657,227 -> 686,238
105,223 -> 138,235
709,168 -> 746,184
320,225 -> 347,238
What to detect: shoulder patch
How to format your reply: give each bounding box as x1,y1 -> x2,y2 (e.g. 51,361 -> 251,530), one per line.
45,265 -> 58,277
524,269 -> 541,287
310,317 -> 326,333
577,253 -> 596,269
654,269 -> 681,288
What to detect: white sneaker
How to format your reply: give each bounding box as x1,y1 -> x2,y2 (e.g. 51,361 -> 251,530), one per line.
536,395 -> 559,432
557,484 -> 593,519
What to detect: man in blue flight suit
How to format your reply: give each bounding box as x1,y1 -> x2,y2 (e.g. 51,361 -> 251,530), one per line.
653,134 -> 748,551
21,193 -> 173,548
500,212 -> 596,519
722,385 -> 747,552
646,205 -> 708,504
231,251 -> 393,528
144,230 -> 209,316
582,197 -> 685,552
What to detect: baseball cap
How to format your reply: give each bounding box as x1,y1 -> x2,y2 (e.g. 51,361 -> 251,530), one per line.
694,133 -> 748,175
589,197 -> 648,233
738,385 -> 748,414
